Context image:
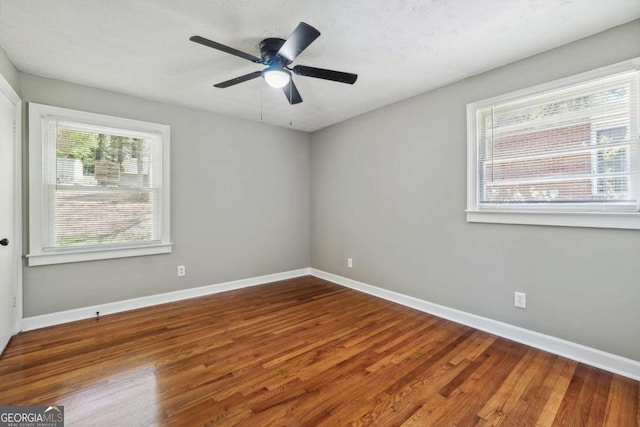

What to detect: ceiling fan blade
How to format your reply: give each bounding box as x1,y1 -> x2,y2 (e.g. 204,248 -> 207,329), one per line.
214,71 -> 263,88
277,22 -> 321,62
292,65 -> 358,84
282,80 -> 303,104
190,35 -> 263,63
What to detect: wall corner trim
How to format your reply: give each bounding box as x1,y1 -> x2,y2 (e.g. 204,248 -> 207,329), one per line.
309,268 -> 640,381
21,268 -> 311,332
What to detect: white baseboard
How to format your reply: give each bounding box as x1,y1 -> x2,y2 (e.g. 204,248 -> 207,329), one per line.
20,266 -> 640,381
310,268 -> 640,381
22,268 -> 311,332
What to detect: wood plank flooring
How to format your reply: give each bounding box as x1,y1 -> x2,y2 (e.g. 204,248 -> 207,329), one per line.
0,276 -> 638,426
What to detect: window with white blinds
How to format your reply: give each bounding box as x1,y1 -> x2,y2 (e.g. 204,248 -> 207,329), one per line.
467,58 -> 640,229
28,103 -> 171,265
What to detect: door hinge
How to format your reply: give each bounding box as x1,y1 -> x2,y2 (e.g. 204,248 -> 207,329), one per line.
12,296 -> 16,308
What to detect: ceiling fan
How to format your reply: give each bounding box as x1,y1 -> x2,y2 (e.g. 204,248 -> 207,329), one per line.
189,22 -> 357,105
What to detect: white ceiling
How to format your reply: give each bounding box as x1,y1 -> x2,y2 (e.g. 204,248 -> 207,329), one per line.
1,1 -> 638,132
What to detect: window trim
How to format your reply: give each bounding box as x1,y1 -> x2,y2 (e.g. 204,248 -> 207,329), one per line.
27,103 -> 172,266
466,58 -> 640,229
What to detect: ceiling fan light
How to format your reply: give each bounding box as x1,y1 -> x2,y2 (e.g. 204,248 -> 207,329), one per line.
263,68 -> 291,88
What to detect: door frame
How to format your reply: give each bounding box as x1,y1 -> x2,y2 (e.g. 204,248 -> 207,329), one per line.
0,72 -> 23,334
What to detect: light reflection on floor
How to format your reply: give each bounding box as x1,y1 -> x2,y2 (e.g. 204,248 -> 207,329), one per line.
60,365 -> 159,426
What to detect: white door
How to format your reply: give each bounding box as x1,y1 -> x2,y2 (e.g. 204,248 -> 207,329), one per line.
0,87 -> 16,354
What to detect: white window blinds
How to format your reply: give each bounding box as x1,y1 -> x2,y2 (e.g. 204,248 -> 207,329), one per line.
475,70 -> 639,212
42,118 -> 163,249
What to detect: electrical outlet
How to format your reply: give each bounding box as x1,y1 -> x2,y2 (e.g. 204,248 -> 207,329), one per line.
177,265 -> 186,277
347,258 -> 353,268
514,291 -> 527,309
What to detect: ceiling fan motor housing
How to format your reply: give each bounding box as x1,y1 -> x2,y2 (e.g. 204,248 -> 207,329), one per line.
259,38 -> 290,67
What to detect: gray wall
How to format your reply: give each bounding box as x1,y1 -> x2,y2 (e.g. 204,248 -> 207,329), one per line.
20,73 -> 310,317
310,20 -> 640,361
0,46 -> 19,94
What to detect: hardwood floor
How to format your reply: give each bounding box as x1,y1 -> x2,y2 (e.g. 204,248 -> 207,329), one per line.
1,276 -> 638,426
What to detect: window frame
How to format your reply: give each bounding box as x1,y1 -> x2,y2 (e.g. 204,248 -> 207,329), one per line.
466,58 -> 640,229
28,103 -> 172,266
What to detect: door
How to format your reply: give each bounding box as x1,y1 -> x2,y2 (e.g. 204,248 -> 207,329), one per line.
0,87 -> 16,354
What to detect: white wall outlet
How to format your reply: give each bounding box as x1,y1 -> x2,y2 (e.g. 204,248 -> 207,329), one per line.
347,258 -> 353,268
177,265 -> 186,277
514,291 -> 527,309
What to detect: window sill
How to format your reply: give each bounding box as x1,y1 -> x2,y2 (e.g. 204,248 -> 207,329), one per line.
466,210 -> 640,230
26,242 -> 173,266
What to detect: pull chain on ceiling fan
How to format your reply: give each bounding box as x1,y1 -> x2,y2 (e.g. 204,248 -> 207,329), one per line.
190,22 -> 358,105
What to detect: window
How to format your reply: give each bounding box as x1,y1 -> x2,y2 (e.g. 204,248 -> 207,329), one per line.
594,126 -> 629,197
28,103 -> 171,265
467,58 -> 640,229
